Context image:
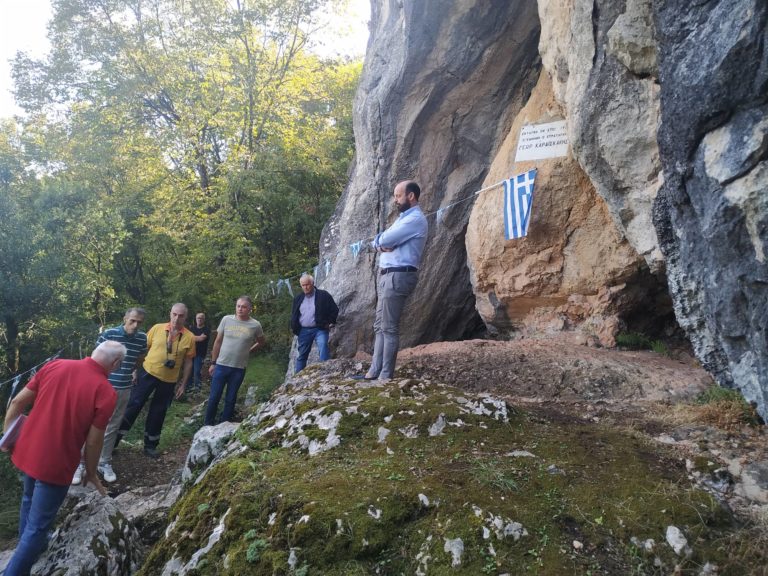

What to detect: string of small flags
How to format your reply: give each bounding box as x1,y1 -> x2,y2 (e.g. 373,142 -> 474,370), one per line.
252,169 -> 539,296
346,169 -> 538,257
1,348 -> 65,406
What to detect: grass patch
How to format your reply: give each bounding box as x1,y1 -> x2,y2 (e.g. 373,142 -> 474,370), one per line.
616,332 -> 670,356
615,332 -> 653,350
693,386 -> 761,429
650,339 -> 670,356
243,353 -> 286,404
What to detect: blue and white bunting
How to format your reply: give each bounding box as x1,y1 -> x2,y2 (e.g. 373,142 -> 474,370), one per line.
503,169 -> 537,240
276,278 -> 293,297
325,259 -> 331,277
435,208 -> 446,226
350,241 -> 364,259
9,374 -> 22,396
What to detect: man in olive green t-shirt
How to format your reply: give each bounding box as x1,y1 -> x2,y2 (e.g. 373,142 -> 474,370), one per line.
204,296 -> 266,425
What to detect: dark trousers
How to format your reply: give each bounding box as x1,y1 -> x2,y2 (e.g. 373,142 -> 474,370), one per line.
118,369 -> 175,450
191,355 -> 204,391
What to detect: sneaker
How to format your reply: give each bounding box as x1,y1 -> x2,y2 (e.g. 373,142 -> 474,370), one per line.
98,463 -> 117,483
143,447 -> 160,459
71,464 -> 85,485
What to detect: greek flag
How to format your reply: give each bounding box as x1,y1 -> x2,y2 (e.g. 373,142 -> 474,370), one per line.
503,169 -> 537,240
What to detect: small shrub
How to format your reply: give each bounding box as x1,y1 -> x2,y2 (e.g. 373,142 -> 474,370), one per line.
695,386 -> 761,428
246,538 -> 268,563
650,340 -> 670,356
615,332 -> 652,350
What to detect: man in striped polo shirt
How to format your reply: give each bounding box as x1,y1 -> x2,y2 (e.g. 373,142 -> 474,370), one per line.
72,307 -> 147,484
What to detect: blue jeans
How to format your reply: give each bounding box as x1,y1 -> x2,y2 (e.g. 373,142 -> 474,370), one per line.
295,327 -> 330,373
191,356 -> 204,390
4,474 -> 69,576
205,365 -> 246,425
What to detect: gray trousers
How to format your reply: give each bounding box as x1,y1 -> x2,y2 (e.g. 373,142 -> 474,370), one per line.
100,387 -> 131,464
369,270 -> 418,379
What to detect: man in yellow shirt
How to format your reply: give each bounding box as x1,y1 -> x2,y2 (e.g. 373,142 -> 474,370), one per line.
117,303 -> 195,458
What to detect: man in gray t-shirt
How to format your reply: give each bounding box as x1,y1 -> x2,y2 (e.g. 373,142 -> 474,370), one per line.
204,296 -> 266,425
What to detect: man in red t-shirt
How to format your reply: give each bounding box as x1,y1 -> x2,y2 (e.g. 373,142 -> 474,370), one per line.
1,340 -> 123,576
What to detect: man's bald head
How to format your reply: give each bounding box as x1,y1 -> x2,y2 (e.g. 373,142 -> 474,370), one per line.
92,340 -> 127,373
394,180 -> 421,213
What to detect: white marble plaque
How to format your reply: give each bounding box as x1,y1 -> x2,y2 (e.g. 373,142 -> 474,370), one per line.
514,120 -> 569,162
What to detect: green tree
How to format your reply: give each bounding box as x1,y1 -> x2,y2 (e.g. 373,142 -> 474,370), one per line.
0,121 -> 65,376
4,0 -> 361,362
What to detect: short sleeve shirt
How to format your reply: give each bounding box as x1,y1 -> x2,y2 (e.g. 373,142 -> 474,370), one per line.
216,315 -> 264,369
143,323 -> 196,383
12,358 -> 117,486
96,326 -> 148,389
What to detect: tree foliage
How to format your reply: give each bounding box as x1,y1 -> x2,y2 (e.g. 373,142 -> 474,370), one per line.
0,0 -> 361,381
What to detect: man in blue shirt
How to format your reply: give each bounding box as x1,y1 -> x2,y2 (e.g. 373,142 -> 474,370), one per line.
72,307 -> 147,484
363,180 -> 428,381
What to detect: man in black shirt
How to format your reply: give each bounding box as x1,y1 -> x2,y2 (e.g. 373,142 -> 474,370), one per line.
189,312 -> 210,394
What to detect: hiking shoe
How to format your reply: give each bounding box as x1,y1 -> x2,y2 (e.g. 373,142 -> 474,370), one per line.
98,463 -> 117,483
143,447 -> 160,459
71,464 -> 85,485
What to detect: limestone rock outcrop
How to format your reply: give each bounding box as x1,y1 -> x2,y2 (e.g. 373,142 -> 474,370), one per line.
466,71 -> 653,347
137,359 -> 750,574
652,0 -> 768,416
320,0 -> 541,356
31,491 -> 144,575
538,0 -> 664,270
321,0 -> 767,416
467,0 -> 672,348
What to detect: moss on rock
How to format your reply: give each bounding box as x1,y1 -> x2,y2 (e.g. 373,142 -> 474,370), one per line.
138,374 -> 758,575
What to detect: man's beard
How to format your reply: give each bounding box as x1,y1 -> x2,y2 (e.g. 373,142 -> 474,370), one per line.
397,199 -> 411,213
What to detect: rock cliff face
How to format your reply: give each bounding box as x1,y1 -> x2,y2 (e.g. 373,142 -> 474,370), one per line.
320,0 -> 541,355
321,0 -> 768,416
652,0 -> 768,416
465,71 -> 656,349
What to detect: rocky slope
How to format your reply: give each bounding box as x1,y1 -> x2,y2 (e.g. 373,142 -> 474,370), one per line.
154,345 -> 768,575
320,0 -> 768,418
3,341 -> 767,574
